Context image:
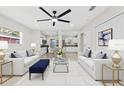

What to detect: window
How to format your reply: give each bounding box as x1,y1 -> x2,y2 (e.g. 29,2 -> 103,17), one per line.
0,26 -> 22,44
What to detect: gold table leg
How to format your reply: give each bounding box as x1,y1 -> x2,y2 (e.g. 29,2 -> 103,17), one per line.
0,64 -> 2,84
113,70 -> 115,86
117,70 -> 124,86
0,61 -> 13,84
11,62 -> 13,77
102,64 -> 124,86
118,70 -> 119,83
102,64 -> 104,83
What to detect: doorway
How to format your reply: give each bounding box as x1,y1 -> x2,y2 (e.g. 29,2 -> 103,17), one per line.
79,33 -> 84,52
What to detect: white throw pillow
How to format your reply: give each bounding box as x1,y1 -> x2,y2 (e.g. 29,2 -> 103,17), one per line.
82,49 -> 88,57
17,51 -> 27,57
13,52 -> 23,58
27,49 -> 34,56
83,48 -> 91,58
95,51 -> 104,59
83,49 -> 89,57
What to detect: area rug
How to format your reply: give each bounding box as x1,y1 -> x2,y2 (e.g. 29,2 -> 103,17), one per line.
15,61 -> 102,86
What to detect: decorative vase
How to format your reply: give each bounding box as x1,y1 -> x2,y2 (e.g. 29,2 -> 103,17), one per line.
112,50 -> 121,68
57,54 -> 62,58
0,50 -> 5,62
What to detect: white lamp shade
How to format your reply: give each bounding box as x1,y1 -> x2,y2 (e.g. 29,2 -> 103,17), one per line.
31,43 -> 36,48
0,41 -> 8,49
108,39 -> 124,50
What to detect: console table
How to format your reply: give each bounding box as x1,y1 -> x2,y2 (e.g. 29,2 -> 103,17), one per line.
0,60 -> 13,84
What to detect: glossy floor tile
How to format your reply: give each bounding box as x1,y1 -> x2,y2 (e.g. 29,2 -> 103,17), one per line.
2,53 -> 103,86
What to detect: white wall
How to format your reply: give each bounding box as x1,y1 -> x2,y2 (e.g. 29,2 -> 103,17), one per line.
0,13 -> 33,52
0,13 -> 47,53
95,7 -> 124,51
31,30 -> 46,51
79,6 -> 124,52
79,23 -> 96,51
79,6 -> 124,80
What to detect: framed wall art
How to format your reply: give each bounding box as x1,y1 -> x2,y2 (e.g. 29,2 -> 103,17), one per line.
98,28 -> 113,46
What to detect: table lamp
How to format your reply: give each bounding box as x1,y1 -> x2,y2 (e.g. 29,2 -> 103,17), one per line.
108,39 -> 124,68
31,43 -> 36,53
0,41 -> 8,62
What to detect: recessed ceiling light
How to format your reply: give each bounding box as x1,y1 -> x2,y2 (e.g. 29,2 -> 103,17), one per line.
35,23 -> 39,28
70,23 -> 74,27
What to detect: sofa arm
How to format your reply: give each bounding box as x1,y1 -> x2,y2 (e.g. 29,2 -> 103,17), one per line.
4,58 -> 25,75
92,59 -> 113,80
93,59 -> 112,70
5,58 -> 24,63
93,59 -> 112,63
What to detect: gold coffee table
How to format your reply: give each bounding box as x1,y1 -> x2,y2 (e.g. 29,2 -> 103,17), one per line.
0,60 -> 13,84
102,64 -> 124,86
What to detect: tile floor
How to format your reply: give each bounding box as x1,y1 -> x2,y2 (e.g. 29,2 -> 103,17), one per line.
1,53 -> 103,86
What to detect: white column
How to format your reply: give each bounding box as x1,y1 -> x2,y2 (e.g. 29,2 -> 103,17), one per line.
58,31 -> 62,48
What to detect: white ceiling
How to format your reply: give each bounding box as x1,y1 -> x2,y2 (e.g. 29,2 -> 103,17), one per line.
0,6 -> 108,35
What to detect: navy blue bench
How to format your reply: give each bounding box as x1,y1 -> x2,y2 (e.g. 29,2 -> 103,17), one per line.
29,59 -> 50,80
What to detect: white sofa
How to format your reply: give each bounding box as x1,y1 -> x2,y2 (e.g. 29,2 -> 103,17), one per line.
3,50 -> 46,75
78,53 -> 116,80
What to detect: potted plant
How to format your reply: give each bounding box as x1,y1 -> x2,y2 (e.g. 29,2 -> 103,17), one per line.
57,47 -> 64,57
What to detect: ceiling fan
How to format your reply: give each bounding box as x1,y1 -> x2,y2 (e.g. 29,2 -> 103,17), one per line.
37,7 -> 71,26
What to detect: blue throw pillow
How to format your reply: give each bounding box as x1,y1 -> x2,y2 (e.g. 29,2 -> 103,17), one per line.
11,52 -> 22,58
11,53 -> 16,58
103,53 -> 107,59
26,50 -> 29,57
95,51 -> 104,59
88,50 -> 92,57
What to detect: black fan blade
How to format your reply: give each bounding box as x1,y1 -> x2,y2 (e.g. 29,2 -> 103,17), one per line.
89,6 -> 96,11
53,22 -> 55,26
58,19 -> 70,23
37,19 -> 51,22
57,9 -> 71,18
39,7 -> 52,17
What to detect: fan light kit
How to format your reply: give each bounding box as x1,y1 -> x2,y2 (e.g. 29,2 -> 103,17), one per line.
37,7 -> 71,26
52,18 -> 58,22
